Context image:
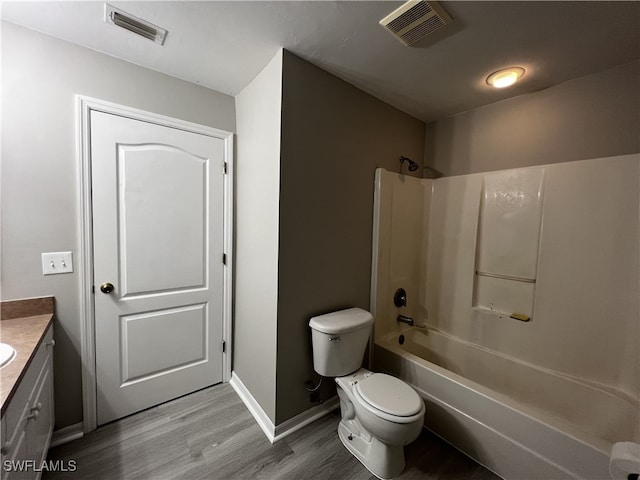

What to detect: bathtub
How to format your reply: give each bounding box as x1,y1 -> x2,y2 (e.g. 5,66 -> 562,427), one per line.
374,328 -> 640,479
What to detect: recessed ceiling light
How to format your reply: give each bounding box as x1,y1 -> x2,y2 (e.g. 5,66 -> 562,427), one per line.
486,67 -> 525,88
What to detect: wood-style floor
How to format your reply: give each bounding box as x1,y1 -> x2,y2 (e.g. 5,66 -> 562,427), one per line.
44,383 -> 500,479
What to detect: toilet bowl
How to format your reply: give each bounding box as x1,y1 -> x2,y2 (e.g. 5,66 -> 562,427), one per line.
349,370 -> 425,444
309,308 -> 426,479
336,369 -> 425,479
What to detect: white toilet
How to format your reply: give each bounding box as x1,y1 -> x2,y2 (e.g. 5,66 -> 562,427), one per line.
309,307 -> 425,479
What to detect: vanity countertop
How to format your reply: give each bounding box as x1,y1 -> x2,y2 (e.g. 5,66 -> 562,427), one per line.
0,297 -> 54,415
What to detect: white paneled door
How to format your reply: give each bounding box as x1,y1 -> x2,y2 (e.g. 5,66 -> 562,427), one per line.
91,111 -> 225,425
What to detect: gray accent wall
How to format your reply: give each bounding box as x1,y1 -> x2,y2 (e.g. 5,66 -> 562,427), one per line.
1,22 -> 235,428
275,51 -> 425,424
425,60 -> 640,177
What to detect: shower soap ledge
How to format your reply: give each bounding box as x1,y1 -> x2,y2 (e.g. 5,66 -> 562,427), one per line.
472,306 -> 531,322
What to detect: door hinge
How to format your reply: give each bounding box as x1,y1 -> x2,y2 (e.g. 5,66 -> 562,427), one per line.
92,285 -> 95,294
222,253 -> 227,265
222,340 -> 226,353
223,162 -> 228,174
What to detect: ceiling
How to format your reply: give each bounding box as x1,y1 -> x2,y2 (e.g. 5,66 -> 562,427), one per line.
2,1 -> 639,123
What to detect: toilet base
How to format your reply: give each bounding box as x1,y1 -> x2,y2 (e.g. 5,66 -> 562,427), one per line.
338,419 -> 405,480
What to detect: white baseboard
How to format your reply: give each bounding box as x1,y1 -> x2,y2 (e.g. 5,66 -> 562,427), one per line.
50,422 -> 84,448
273,393 -> 340,443
229,372 -> 276,442
229,371 -> 339,444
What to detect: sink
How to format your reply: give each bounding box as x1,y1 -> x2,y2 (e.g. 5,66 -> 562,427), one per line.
0,342 -> 16,368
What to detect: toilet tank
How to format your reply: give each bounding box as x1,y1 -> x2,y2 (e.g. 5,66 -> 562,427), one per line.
309,308 -> 374,377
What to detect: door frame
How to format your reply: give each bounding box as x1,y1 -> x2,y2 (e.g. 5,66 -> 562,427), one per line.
76,95 -> 234,433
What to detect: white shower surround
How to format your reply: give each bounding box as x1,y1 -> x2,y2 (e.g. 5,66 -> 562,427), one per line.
370,154 -> 640,478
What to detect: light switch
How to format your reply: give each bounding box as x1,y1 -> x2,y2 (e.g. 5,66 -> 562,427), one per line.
41,252 -> 73,275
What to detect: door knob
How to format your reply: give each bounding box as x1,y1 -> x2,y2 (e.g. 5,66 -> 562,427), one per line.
100,282 -> 114,294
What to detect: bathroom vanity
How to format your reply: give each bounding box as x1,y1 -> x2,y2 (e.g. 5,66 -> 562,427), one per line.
1,298 -> 55,480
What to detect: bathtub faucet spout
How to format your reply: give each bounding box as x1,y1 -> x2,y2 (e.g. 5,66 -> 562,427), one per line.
397,314 -> 414,326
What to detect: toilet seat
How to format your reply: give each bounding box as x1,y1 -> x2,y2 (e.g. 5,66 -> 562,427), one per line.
353,373 -> 424,424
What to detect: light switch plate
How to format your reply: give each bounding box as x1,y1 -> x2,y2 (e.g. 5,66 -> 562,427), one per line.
41,252 -> 73,275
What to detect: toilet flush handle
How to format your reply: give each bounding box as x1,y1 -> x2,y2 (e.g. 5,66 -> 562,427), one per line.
329,336 -> 341,342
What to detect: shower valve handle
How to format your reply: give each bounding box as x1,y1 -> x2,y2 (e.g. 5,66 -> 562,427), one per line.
394,288 -> 407,307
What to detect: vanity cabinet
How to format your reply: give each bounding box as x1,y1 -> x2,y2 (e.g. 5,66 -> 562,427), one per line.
1,326 -> 54,480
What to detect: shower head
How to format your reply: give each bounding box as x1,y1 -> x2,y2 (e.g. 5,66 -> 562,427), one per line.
400,156 -> 419,172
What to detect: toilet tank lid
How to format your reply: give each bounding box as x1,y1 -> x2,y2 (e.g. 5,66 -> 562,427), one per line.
309,308 -> 373,334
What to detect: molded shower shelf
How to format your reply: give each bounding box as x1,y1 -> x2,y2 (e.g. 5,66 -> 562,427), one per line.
472,306 -> 531,322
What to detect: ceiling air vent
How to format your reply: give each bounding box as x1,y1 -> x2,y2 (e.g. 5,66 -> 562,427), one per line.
105,4 -> 168,45
379,1 -> 452,46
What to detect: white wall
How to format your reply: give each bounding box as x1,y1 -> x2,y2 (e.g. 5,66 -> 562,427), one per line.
1,22 -> 235,428
425,60 -> 640,177
233,50 -> 283,423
